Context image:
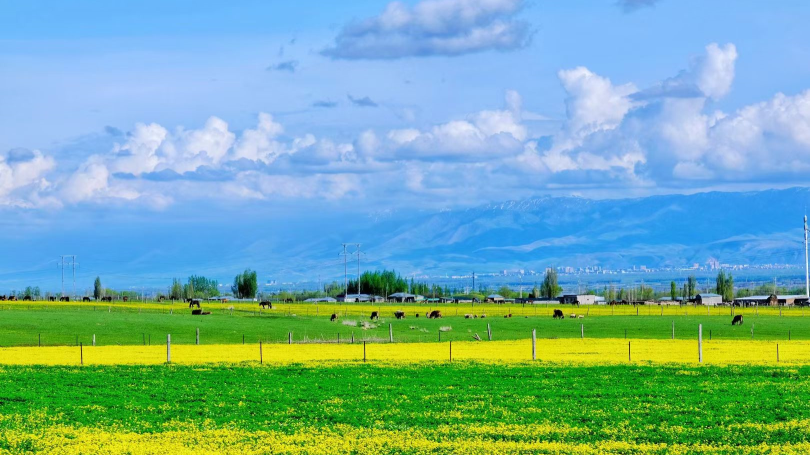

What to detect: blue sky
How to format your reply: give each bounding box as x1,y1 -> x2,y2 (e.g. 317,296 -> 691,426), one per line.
2,0 -> 810,287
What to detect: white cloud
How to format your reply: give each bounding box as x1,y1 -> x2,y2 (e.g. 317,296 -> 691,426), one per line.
322,0 -> 530,59
0,149 -> 56,207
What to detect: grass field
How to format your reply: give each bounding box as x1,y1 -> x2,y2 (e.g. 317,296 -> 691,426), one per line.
0,301 -> 808,347
1,363 -> 809,454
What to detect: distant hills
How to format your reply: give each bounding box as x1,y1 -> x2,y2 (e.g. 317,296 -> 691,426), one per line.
2,188 -> 810,290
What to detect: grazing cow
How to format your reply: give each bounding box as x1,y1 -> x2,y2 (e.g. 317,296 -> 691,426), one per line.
9,296 -> 17,301
259,301 -> 272,309
370,311 -> 379,320
330,313 -> 338,322
101,296 -> 112,302
49,296 -> 56,301
732,315 -> 744,325
58,296 -> 67,302
480,314 -> 486,319
0,295 -> 5,301
553,309 -> 565,319
189,299 -> 201,308
82,297 -> 91,302
428,310 -> 442,319
465,314 -> 473,319
394,311 -> 405,319
122,296 -> 129,302
284,298 -> 294,303
23,295 -> 32,301
158,296 -> 165,302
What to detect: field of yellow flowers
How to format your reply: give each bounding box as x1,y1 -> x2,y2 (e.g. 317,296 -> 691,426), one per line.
1,363 -> 810,454
0,338 -> 807,365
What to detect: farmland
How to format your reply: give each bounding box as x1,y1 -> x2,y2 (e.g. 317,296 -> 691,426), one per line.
2,300 -> 810,453
1,363 -> 810,454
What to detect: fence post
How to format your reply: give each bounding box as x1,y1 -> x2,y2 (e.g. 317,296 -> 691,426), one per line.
351,332 -> 355,343
337,333 -> 340,343
532,329 -> 536,361
242,334 -> 245,345
487,323 -> 492,341
167,334 -> 171,364
38,333 -> 41,347
260,341 -> 263,364
580,324 -> 584,339
672,321 -> 675,339
789,330 -> 791,341
438,329 -> 441,342
92,334 -> 96,347
196,328 -> 200,345
389,324 -> 393,343
80,342 -> 83,365
288,332 -> 292,344
698,324 -> 703,364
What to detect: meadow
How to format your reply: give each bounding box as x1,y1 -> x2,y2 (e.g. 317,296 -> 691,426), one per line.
0,300 -> 808,347
1,363 -> 809,454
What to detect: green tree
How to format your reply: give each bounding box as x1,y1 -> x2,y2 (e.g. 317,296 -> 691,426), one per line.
540,268 -> 562,299
169,278 -> 183,300
670,281 -> 677,300
716,270 -> 734,302
93,277 -> 103,300
687,275 -> 697,298
232,269 -> 259,299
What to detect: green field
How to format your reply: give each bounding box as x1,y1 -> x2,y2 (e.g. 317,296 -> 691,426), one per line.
1,363 -> 809,453
0,304 -> 808,347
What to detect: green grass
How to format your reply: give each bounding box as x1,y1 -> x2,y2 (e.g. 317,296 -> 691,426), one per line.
0,305 -> 809,346
1,363 -> 809,450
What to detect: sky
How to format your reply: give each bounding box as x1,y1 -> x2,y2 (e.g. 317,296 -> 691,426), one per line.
1,0 -> 810,288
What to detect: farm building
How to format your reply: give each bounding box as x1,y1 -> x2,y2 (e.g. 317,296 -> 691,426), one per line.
338,294 -> 384,303
304,297 -> 337,303
658,297 -> 685,305
448,295 -> 480,303
486,294 -> 505,303
695,293 -> 722,306
733,294 -> 809,306
561,294 -> 597,305
388,292 -> 425,303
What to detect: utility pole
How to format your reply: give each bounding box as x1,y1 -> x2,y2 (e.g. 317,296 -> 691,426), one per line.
355,244 -> 362,295
472,271 -> 475,293
340,244 -> 349,299
60,256 -> 65,297
72,255 -> 76,298
804,215 -> 810,297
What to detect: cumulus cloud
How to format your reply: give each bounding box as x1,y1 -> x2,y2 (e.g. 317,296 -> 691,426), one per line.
267,60 -> 299,72
9,41 -> 810,211
0,149 -> 56,207
348,95 -> 379,108
322,0 -> 531,59
617,0 -> 661,13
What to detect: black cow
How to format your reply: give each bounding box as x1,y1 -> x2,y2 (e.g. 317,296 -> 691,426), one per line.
101,296 -> 112,302
330,313 -> 338,322
370,311 -> 379,320
259,301 -> 272,309
553,309 -> 565,319
22,295 -> 32,301
188,299 -> 201,308
428,310 -> 442,319
394,311 -> 405,319
82,297 -> 91,302
732,315 -> 743,325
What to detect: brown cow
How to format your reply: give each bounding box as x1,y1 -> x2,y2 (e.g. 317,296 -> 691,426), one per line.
330,313 -> 338,322
553,309 -> 564,319
428,310 -> 442,319
122,296 -> 129,302
189,299 -> 201,308
394,311 -> 405,319
370,311 -> 379,320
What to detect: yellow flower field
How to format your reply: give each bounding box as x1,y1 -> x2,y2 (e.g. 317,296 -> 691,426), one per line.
6,422 -> 810,455
0,338 -> 805,366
